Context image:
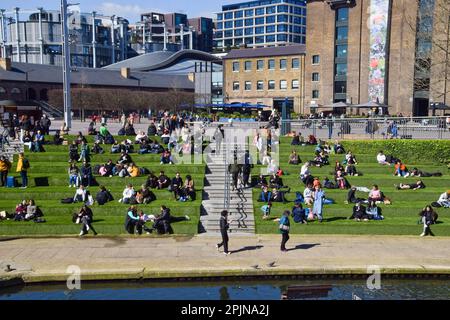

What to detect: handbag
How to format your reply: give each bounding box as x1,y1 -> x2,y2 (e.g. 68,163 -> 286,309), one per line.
279,224 -> 290,231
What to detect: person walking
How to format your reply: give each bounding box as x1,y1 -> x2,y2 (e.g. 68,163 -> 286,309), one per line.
0,155 -> 12,187
216,210 -> 231,255
16,152 -> 30,188
228,157 -> 241,191
276,210 -> 291,252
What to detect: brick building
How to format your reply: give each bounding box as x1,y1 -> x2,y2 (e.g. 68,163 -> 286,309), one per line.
304,0 -> 450,116
223,45 -> 306,113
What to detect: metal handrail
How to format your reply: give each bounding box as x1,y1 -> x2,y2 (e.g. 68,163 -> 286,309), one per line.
223,141 -> 230,212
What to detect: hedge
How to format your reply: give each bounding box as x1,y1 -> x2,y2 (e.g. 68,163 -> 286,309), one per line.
338,140 -> 450,164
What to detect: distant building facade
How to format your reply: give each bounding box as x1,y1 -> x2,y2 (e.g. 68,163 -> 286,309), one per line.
214,0 -> 307,52
304,0 -> 450,116
0,7 -> 129,68
223,45 -> 305,112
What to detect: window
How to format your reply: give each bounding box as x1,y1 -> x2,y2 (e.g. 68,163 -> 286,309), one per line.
234,29 -> 243,37
235,38 -> 243,46
280,80 -> 287,90
336,8 -> 349,22
292,58 -> 300,69
255,17 -> 264,25
216,22 -> 223,30
215,31 -> 223,38
280,59 -> 287,70
245,60 -> 252,71
0,87 -> 6,93
235,20 -> 243,27
257,80 -> 264,90
292,79 -> 299,90
335,81 -> 347,94
224,12 -> 233,20
335,63 -> 348,76
336,26 -> 348,40
278,5 -> 289,13
266,35 -> 276,43
268,59 -> 275,70
257,60 -> 264,70
224,30 -> 233,37
336,45 -> 348,58
277,34 -> 287,42
225,21 -> 233,29
277,15 -> 288,23
217,13 -> 223,21
11,88 -> 21,94
245,18 -> 253,26
245,37 -> 254,44
233,81 -> 240,91
233,62 -> 240,72
265,26 -> 275,34
312,72 -> 320,82
312,55 -> 320,64
235,10 -> 243,18
266,15 -> 276,24
268,80 -> 275,90
255,7 -> 265,15
255,36 -> 265,44
312,90 -> 319,99
245,81 -> 252,91
277,24 -> 288,32
266,6 -> 276,14
255,26 -> 265,34
245,28 -> 253,35
245,9 -> 254,17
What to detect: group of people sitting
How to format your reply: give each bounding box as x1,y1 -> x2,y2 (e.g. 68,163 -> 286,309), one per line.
12,199 -> 44,222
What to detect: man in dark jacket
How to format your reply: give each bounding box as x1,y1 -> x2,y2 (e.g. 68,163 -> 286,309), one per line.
157,171 -> 170,189
96,186 -> 114,205
39,115 -> 51,135
170,172 -> 183,200
216,210 -> 231,255
228,158 -> 241,191
81,161 -> 93,186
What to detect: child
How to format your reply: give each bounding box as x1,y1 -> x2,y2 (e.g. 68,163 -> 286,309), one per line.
261,202 -> 272,220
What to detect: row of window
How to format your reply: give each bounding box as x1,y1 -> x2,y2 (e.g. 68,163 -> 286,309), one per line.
216,16 -> 306,29
233,57 -> 300,71
217,5 -> 306,20
216,25 -> 305,38
233,79 -> 300,91
216,34 -> 304,46
0,87 -> 21,94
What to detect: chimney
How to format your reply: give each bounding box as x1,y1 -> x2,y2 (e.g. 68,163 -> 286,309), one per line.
0,58 -> 12,71
121,67 -> 130,79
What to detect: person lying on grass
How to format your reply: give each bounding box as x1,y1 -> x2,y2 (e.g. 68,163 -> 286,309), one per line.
395,180 -> 426,191
410,167 -> 442,178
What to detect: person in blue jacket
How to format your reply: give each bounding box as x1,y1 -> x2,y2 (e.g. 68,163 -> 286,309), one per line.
276,210 -> 291,252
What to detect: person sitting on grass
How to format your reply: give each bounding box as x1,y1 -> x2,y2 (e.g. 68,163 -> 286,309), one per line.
410,167 -> 442,177
346,187 -> 368,204
124,205 -> 142,235
259,186 -> 272,203
151,205 -> 191,235
136,184 -> 156,204
96,186 -> 114,206
181,175 -> 196,201
436,190 -> 450,208
119,184 -> 136,204
73,185 -> 88,203
345,151 -> 358,166
91,141 -> 104,154
127,163 -> 140,178
334,161 -> 345,175
394,161 -> 409,177
376,151 -> 390,165
269,173 -> 283,189
160,149 -> 174,164
147,122 -> 157,136
69,141 -> 79,162
366,201 -> 384,220
290,132 -> 303,146
267,159 -> 278,175
271,188 -> 287,203
75,132 -> 87,145
322,177 -> 336,189
292,202 -> 308,224
111,141 -> 121,153
348,202 -> 369,221
303,184 -> 314,206
419,205 -> 438,237
25,199 -> 43,221
53,130 -> 64,145
333,141 -> 345,154
14,200 -> 28,221
117,152 -> 133,165
157,171 -> 170,190
119,139 -> 134,154
335,170 -> 351,190
345,162 -> 359,176
306,135 -> 317,145
149,140 -> 164,154
256,174 -> 268,189
145,172 -> 159,189
288,150 -> 301,165
78,141 -> 91,163
261,201 -> 272,220
80,161 -> 93,187
135,131 -> 148,144
68,162 -> 80,188
88,121 -> 96,135
261,151 -> 271,166
368,185 -> 383,202
300,162 -> 314,186
396,180 -> 426,191
31,130 -> 45,152
77,205 -> 97,237
170,172 -> 183,200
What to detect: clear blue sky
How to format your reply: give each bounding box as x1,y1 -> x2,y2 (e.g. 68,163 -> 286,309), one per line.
0,0 -> 240,22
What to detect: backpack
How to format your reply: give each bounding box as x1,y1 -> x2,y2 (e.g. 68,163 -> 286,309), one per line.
22,158 -> 30,169
431,201 -> 442,208
61,198 -> 74,204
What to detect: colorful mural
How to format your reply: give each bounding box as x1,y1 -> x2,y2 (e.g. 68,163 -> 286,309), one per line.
368,0 -> 391,104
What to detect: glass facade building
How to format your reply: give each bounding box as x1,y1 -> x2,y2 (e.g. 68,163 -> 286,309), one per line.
214,0 -> 307,51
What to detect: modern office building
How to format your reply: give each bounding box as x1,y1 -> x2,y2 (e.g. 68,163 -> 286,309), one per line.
0,7 -> 129,68
223,45 -> 305,112
304,0 -> 450,116
213,0 -> 307,51
130,12 -> 214,54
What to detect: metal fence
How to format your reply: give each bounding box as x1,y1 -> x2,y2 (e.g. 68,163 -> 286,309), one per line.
282,116 -> 450,140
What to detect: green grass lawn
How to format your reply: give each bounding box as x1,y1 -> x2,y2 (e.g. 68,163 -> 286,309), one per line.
1,135 -> 205,236
252,137 -> 450,236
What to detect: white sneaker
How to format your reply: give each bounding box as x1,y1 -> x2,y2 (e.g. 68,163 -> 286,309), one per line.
185,215 -> 190,220
420,233 -> 425,237
118,199 -> 123,203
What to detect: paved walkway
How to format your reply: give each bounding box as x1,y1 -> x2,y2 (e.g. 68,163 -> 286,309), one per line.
1,235 -> 450,284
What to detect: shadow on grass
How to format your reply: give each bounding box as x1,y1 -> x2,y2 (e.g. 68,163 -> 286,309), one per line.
231,245 -> 264,254
287,243 -> 321,251
323,217 -> 347,222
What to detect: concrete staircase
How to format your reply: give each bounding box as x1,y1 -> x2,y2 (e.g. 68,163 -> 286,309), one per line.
200,141 -> 255,235
0,120 -> 23,162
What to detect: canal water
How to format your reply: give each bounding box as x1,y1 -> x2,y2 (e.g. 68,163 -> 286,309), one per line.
1,279 -> 450,300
